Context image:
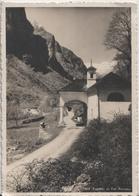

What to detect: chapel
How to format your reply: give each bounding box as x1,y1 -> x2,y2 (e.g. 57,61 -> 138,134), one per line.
59,62 -> 131,125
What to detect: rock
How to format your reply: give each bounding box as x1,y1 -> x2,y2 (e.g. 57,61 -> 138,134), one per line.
6,8 -> 87,80
70,156 -> 78,162
35,26 -> 87,79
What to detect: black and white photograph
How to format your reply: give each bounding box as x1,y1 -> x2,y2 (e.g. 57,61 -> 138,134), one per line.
0,2 -> 137,194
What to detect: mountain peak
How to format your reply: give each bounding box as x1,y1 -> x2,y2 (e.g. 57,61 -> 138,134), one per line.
6,8 -> 87,80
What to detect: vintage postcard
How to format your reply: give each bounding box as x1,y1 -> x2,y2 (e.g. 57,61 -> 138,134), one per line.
0,0 -> 138,195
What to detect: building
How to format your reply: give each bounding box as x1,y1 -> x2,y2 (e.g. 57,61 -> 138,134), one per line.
59,64 -> 131,125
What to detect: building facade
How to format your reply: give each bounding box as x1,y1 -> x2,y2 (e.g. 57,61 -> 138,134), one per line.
59,65 -> 131,125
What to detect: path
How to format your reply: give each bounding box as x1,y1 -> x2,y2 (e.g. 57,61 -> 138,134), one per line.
7,126 -> 83,174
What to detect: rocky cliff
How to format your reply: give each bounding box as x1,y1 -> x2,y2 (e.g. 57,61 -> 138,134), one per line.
6,8 -> 87,80
33,25 -> 87,79
6,8 -> 87,110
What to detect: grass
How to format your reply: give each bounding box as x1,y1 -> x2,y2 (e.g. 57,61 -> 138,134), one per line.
7,114 -> 132,192
7,110 -> 63,164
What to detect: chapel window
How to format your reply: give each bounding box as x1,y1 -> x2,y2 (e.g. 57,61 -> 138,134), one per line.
107,92 -> 125,102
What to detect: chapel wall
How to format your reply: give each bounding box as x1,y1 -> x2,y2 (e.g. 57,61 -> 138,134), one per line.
99,85 -> 131,102
87,85 -> 131,122
99,85 -> 131,121
87,88 -> 98,121
100,101 -> 131,121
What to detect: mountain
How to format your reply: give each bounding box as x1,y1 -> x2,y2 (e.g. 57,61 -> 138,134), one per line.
6,8 -> 87,80
33,25 -> 87,79
6,8 -> 87,112
6,8 -> 49,74
7,55 -> 69,109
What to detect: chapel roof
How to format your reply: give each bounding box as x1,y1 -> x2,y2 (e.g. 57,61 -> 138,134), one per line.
87,72 -> 131,93
87,65 -> 96,72
60,72 -> 131,93
60,79 -> 87,92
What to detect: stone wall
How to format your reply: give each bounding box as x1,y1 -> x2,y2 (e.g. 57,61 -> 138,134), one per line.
100,102 -> 130,121
99,85 -> 131,120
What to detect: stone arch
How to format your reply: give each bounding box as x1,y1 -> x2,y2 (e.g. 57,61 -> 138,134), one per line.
59,91 -> 87,125
64,100 -> 88,126
59,92 -> 87,106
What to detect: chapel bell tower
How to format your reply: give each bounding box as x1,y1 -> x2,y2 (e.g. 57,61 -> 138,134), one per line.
87,59 -> 97,88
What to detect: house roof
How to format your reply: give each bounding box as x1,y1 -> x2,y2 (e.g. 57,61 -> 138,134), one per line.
60,72 -> 131,93
87,72 -> 131,93
60,79 -> 87,92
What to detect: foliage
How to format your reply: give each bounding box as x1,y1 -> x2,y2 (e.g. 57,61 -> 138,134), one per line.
69,119 -> 100,160
12,158 -> 83,192
99,115 -> 132,190
104,8 -> 131,80
64,115 -> 132,191
10,115 -> 132,192
7,97 -> 23,126
7,55 -> 68,116
7,111 -> 62,164
39,95 -> 59,113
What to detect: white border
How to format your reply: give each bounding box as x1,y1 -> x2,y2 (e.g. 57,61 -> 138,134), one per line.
0,1 -> 138,195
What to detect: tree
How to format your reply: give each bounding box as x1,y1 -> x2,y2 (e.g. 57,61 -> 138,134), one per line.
7,97 -> 21,127
104,8 -> 131,80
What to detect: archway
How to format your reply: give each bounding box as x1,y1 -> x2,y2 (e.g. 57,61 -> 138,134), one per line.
59,100 -> 87,127
59,91 -> 87,126
63,100 -> 87,127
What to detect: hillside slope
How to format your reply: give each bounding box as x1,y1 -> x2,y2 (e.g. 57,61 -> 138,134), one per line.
6,8 -> 87,111
7,55 -> 69,109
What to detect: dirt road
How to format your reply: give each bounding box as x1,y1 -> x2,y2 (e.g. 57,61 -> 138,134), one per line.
7,127 -> 83,173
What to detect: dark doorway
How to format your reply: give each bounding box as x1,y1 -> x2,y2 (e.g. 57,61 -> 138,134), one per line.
107,92 -> 124,102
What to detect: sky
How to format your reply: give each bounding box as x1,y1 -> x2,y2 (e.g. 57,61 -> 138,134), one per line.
25,7 -> 118,74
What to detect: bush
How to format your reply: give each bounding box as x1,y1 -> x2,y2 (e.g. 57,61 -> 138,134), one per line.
13,158 -> 84,192
10,115 -> 132,192
65,115 -> 132,191
70,119 -> 101,160
98,115 -> 132,190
